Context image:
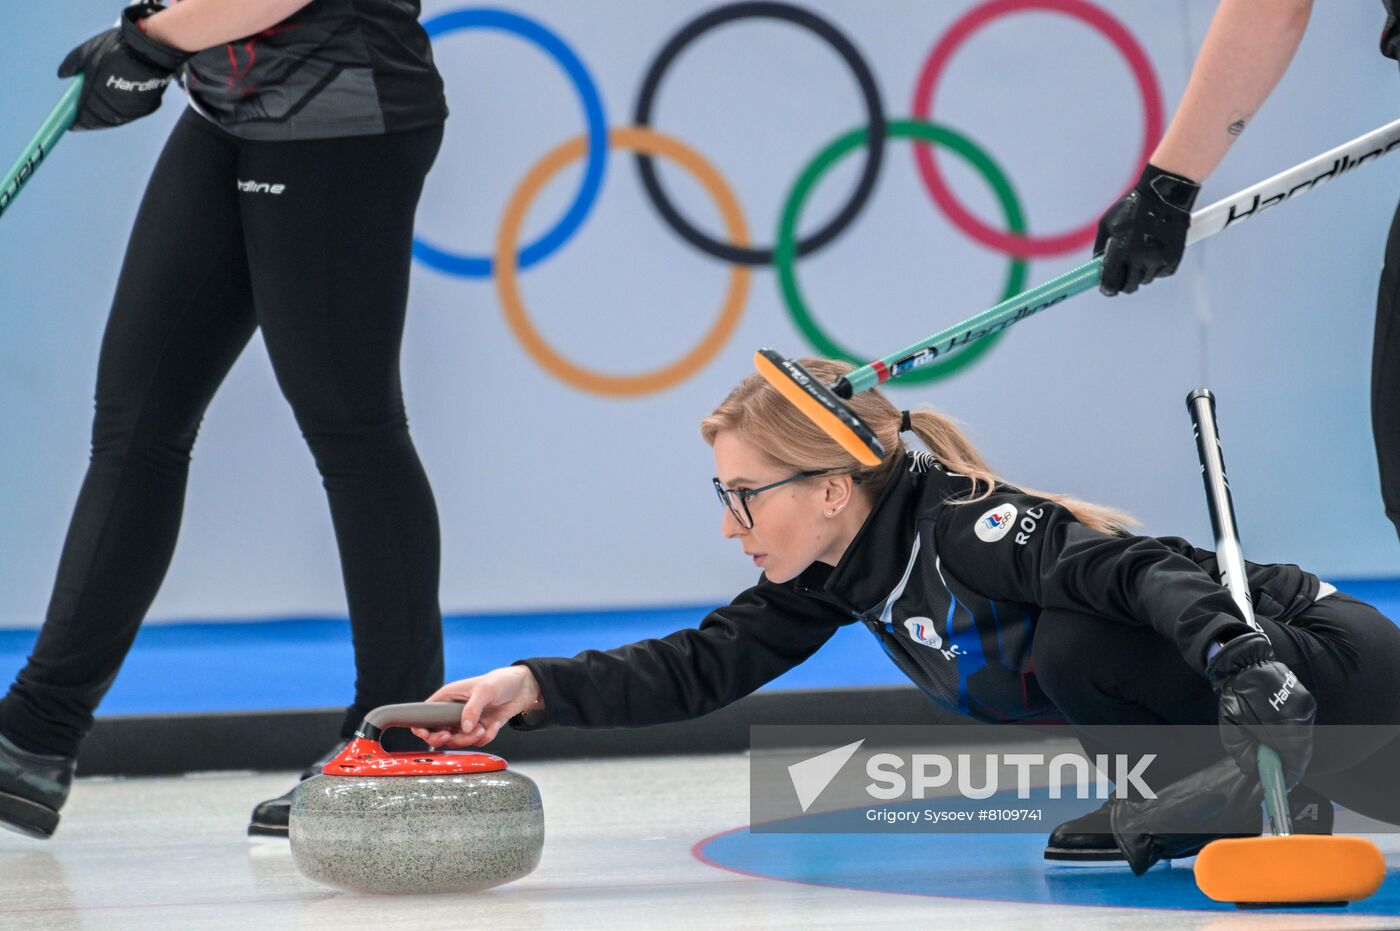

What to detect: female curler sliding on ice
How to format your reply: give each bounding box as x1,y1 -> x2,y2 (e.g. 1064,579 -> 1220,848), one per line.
416,360 -> 1400,870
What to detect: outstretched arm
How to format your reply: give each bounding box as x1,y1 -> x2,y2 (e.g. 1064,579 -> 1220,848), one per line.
415,580 -> 849,746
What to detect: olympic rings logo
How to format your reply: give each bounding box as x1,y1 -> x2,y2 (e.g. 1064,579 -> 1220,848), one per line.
412,0 -> 1164,396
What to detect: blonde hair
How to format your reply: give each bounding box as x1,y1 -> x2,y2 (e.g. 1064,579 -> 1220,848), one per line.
700,358 -> 1136,535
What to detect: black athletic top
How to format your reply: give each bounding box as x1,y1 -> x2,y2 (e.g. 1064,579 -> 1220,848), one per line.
515,452 -> 1320,729
183,0 -> 447,141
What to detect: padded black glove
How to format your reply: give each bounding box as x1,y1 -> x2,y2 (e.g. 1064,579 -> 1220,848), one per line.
58,3 -> 191,131
1206,630 -> 1315,787
1093,162 -> 1200,295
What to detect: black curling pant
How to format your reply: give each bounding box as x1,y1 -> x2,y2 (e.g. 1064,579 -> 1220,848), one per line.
0,110 -> 446,756
1374,199 -> 1400,537
1032,592 -> 1400,825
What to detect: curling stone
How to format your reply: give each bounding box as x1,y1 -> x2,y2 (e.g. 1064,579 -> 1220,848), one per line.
289,702 -> 544,894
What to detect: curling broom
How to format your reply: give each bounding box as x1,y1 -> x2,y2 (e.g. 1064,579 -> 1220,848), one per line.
1188,388 -> 1385,907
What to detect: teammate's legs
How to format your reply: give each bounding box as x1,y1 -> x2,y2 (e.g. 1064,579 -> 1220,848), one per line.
236,125 -> 446,736
1372,199 -> 1400,537
0,112 -> 257,757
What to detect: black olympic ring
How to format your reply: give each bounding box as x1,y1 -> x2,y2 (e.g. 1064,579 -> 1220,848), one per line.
632,1 -> 887,266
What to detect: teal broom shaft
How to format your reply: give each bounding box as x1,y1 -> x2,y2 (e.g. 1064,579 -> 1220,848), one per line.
0,78 -> 82,219
841,116 -> 1400,398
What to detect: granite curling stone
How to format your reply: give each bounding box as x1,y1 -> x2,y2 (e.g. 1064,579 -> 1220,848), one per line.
289,701 -> 544,894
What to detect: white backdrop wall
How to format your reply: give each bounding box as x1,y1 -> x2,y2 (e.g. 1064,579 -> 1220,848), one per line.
0,1 -> 1396,627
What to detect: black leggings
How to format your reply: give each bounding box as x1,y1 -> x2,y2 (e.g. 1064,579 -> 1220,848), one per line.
0,110 -> 446,756
1033,591 -> 1400,824
1375,199 -> 1400,535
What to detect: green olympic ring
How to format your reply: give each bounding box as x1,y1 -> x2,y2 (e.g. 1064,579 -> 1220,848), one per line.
776,119 -> 1028,384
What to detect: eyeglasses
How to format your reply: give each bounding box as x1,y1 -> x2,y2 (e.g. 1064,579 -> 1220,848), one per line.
712,469 -> 858,529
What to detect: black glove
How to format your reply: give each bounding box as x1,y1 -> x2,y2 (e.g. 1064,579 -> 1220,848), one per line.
58,3 -> 191,131
1206,631 -> 1315,787
1093,162 -> 1200,295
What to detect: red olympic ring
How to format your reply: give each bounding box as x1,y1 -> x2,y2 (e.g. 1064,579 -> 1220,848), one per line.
911,0 -> 1164,258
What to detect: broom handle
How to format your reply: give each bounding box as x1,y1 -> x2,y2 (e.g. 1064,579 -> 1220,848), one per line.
0,79 -> 82,220
1188,388 -> 1292,837
837,117 -> 1400,397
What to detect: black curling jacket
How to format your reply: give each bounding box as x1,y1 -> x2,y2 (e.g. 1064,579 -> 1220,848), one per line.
515,452 -> 1320,728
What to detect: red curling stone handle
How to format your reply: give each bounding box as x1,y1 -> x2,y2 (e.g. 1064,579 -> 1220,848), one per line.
328,701 -> 508,776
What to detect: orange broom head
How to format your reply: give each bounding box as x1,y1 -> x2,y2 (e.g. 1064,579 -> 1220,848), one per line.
753,350 -> 884,468
1195,834 -> 1385,907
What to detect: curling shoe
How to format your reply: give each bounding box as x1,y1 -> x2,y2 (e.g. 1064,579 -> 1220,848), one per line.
1043,782 -> 1334,863
0,730 -> 75,839
247,738 -> 350,839
1044,800 -> 1126,862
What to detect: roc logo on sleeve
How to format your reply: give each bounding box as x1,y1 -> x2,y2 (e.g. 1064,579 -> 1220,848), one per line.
903,616 -> 943,650
974,503 -> 1017,543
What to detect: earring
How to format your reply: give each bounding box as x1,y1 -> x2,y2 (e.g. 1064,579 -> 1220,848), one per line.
824,509 -> 835,518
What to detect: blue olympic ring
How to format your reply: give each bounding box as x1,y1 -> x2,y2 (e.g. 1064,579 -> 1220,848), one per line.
412,9 -> 608,278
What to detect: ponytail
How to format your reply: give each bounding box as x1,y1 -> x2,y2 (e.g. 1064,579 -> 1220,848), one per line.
702,358 -> 1137,535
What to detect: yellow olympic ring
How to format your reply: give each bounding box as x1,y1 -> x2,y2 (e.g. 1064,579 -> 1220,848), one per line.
494,127 -> 751,397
